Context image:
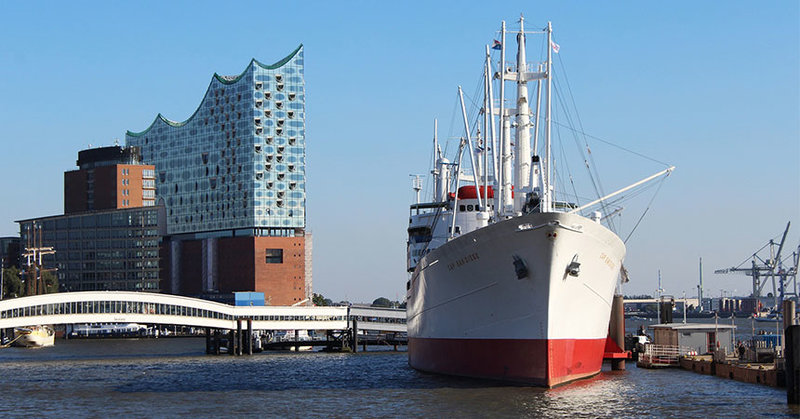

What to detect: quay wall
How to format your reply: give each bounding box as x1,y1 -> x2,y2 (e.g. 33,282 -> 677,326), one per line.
679,356 -> 784,388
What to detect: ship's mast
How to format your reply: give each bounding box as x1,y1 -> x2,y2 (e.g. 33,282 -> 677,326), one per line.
498,21 -> 513,216
542,21 -> 554,213
513,15 -> 532,213
482,55 -> 490,209
485,46 -> 499,218
531,63 -> 543,196
458,86 -> 483,211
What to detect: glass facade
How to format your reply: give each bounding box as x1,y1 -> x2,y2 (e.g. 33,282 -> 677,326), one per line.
18,207 -> 161,292
126,46 -> 306,236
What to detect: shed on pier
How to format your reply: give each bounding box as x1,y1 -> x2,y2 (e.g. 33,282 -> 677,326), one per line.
649,323 -> 736,355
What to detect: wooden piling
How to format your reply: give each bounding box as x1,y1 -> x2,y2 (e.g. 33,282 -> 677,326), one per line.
246,319 -> 253,355
236,319 -> 243,356
229,329 -> 236,356
352,318 -> 359,353
610,294 -> 626,370
205,327 -> 211,354
786,325 -> 800,404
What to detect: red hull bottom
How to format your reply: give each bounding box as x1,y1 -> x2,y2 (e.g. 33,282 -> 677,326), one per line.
408,337 -> 607,387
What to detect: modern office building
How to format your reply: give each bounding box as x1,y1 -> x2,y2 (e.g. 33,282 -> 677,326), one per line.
64,146 -> 156,213
125,46 -> 311,305
18,207 -> 161,292
0,237 -> 20,268
17,146 -> 162,293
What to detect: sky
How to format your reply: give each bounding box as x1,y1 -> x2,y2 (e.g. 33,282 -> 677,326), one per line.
0,1 -> 798,303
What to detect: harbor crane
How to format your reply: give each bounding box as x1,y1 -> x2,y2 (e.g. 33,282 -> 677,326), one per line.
714,222 -> 798,309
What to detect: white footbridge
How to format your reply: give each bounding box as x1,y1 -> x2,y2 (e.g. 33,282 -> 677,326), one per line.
0,292 -> 406,333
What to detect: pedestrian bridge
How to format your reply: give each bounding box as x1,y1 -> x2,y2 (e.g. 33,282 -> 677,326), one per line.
0,292 -> 406,333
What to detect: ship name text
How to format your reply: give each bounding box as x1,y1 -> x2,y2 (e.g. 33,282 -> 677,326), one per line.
448,252 -> 480,271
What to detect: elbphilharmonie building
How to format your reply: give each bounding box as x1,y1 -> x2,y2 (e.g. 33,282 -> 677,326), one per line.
126,46 -> 311,305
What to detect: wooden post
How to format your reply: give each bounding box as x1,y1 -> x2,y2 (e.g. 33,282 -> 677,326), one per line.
236,319 -> 243,356
352,317 -> 359,353
205,327 -> 211,354
787,325 -> 800,404
229,329 -> 235,356
610,294 -> 626,370
246,319 -> 253,355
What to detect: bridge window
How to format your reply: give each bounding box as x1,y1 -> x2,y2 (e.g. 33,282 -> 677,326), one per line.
265,248 -> 283,264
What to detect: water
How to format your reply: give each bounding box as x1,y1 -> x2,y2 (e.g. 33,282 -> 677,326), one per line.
0,337 -> 795,418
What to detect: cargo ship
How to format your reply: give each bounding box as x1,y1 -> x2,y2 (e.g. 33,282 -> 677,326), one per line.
405,17 -> 673,387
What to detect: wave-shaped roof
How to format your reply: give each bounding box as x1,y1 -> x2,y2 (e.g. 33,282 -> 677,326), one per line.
126,44 -> 303,137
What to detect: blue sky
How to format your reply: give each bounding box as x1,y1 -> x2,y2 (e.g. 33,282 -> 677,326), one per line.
1,1 -> 797,303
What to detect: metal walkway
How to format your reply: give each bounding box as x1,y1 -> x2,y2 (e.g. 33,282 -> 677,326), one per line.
0,292 -> 406,333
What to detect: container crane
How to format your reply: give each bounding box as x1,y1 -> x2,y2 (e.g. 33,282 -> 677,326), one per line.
714,222 -> 794,309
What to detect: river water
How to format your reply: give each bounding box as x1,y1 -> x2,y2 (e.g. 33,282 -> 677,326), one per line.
0,329 -> 794,417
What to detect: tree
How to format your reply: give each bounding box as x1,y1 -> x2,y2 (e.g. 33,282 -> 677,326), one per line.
41,271 -> 58,294
371,297 -> 393,308
2,267 -> 23,299
313,293 -> 332,306
1,267 -> 57,298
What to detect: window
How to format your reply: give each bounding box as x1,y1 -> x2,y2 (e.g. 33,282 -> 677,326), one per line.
265,248 -> 283,264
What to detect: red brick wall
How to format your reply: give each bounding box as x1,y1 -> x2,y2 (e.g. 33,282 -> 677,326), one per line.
254,236 -> 306,305
164,235 -> 306,305
217,237 -> 257,292
63,164 -> 154,213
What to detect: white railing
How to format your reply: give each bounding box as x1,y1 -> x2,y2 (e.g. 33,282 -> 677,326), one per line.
639,344 -> 697,366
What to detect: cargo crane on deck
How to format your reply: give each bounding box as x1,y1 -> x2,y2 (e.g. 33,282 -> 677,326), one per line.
714,222 -> 798,310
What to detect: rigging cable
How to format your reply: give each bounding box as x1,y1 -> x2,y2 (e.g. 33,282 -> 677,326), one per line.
623,175 -> 668,244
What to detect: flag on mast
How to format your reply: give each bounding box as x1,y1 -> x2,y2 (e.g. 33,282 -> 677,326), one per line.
550,40 -> 560,53
492,40 -> 502,50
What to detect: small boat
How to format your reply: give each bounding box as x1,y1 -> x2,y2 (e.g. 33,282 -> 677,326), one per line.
69,323 -> 149,338
752,312 -> 781,323
13,325 -> 55,348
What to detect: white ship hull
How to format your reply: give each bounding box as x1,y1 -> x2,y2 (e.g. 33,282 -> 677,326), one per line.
13,325 -> 55,348
406,211 -> 625,387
